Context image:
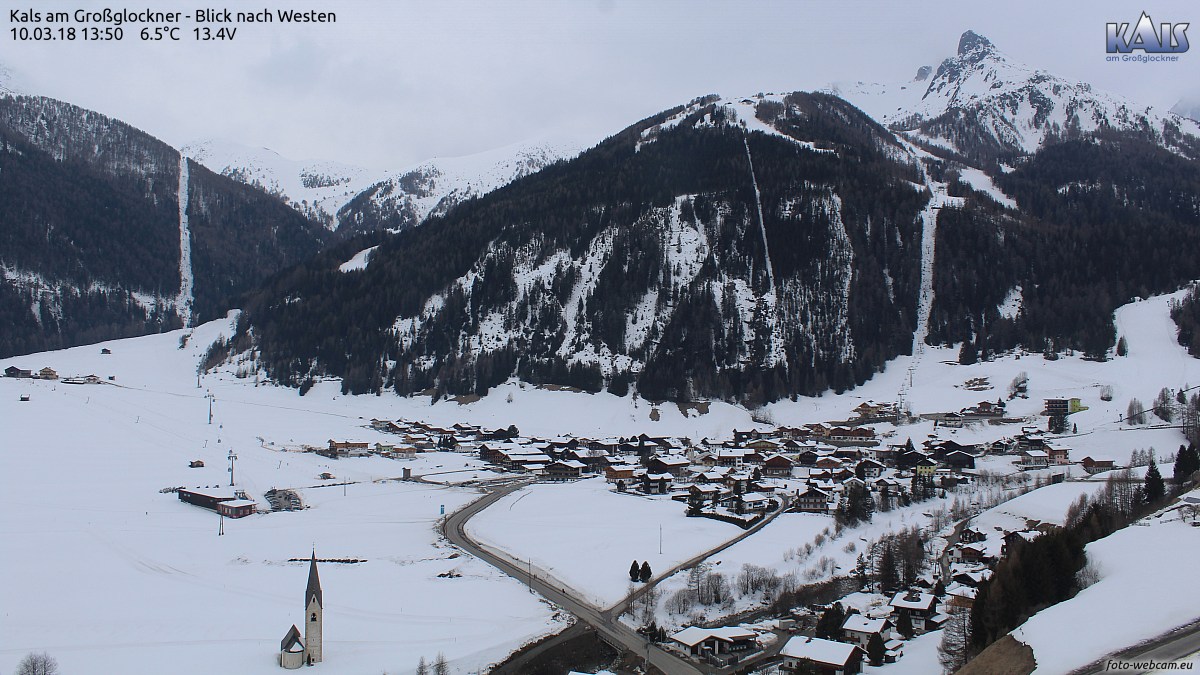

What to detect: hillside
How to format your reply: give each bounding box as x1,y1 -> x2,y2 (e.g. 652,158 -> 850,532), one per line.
0,95 -> 329,357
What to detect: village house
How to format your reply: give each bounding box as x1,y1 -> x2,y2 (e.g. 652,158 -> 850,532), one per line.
4,365 -> 32,378
794,486 -> 831,513
37,366 -> 58,380
915,457 -> 939,477
641,472 -> 674,495
948,544 -> 990,565
763,454 -> 795,477
889,590 -> 938,632
648,455 -> 690,477
944,450 -> 977,471
855,459 -> 885,479
670,626 -> 758,664
543,460 -> 585,481
828,427 -> 877,445
604,463 -> 639,483
1020,449 -> 1049,468
780,636 -> 863,675
323,440 -> 370,459
934,412 -> 962,429
1045,444 -> 1071,465
1080,456 -> 1116,473
841,614 -> 892,650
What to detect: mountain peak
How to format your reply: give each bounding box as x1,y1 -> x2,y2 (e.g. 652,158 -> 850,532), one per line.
957,30 -> 994,57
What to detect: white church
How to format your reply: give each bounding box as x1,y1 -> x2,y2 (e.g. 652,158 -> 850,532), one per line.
280,552 -> 323,668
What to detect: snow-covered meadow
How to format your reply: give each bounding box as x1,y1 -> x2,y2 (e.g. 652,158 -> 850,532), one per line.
0,317 -> 564,675
466,477 -> 744,608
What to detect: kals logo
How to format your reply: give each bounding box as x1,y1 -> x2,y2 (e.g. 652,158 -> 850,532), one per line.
1107,12 -> 1189,53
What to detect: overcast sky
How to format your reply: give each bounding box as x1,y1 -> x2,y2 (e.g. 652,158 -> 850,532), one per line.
5,0 -> 1199,171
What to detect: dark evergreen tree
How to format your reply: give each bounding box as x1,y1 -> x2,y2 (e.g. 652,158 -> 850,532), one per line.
1116,336 -> 1128,356
1174,444 -> 1200,486
896,609 -> 915,639
867,631 -> 887,667
639,561 -> 652,583
1145,460 -> 1166,504
814,603 -> 847,640
630,560 -> 641,582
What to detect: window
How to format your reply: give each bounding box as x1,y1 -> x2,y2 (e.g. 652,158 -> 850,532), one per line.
311,612 -> 317,622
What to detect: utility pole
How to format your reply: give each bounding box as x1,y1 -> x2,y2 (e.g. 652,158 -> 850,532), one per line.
659,524 -> 663,555
227,447 -> 237,486
206,390 -> 215,424
218,513 -> 224,536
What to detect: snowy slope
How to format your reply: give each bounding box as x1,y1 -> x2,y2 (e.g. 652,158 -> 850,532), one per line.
1011,493 -> 1200,674
182,137 -> 376,229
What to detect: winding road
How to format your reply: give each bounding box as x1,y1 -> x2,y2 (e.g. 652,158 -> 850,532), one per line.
440,479 -> 796,674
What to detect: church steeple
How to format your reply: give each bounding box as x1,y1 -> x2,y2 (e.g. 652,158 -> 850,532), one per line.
306,549 -> 322,608
303,550 -> 323,664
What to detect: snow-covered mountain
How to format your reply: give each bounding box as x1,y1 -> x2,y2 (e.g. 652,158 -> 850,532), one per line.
181,138 -> 375,229
0,93 -> 328,357
229,31 -> 1200,406
827,30 -> 1200,162
184,134 -> 588,236
335,134 -> 588,237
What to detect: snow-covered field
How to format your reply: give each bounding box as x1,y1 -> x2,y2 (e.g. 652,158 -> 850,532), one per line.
2,287 -> 1197,673
466,478 -> 742,608
0,317 -> 563,675
1013,490 -> 1200,673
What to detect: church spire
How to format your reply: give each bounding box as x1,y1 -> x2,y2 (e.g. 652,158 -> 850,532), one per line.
306,550 -> 322,608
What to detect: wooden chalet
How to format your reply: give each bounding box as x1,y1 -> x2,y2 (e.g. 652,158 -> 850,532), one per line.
855,459 -> 885,479
944,450 -> 976,470
323,440 -> 370,459
763,454 -> 795,477
1080,456 -> 1116,473
647,455 -> 690,477
604,463 -> 638,483
543,460 -> 585,481
794,486 -> 831,512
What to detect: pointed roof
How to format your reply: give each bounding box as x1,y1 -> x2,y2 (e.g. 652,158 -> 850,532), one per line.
306,551 -> 322,607
281,624 -> 304,652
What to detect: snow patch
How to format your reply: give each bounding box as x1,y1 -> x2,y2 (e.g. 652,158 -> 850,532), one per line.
338,245 -> 378,273
176,153 -> 194,327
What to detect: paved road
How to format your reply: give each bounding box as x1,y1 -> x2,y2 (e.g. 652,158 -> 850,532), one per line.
442,481 -> 704,674
442,483 -> 801,674
1076,620 -> 1200,675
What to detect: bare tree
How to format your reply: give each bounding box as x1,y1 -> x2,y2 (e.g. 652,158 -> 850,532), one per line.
1154,387 -> 1175,423
16,652 -> 59,675
937,608 -> 971,674
1127,398 -> 1147,425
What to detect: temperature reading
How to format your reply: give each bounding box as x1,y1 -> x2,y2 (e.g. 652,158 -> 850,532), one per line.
140,26 -> 180,41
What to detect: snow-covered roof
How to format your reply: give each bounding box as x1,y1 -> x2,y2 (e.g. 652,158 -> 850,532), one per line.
890,591 -> 936,611
180,487 -> 236,500
670,625 -> 755,647
219,499 -> 257,507
842,614 -> 888,634
780,636 -> 859,665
